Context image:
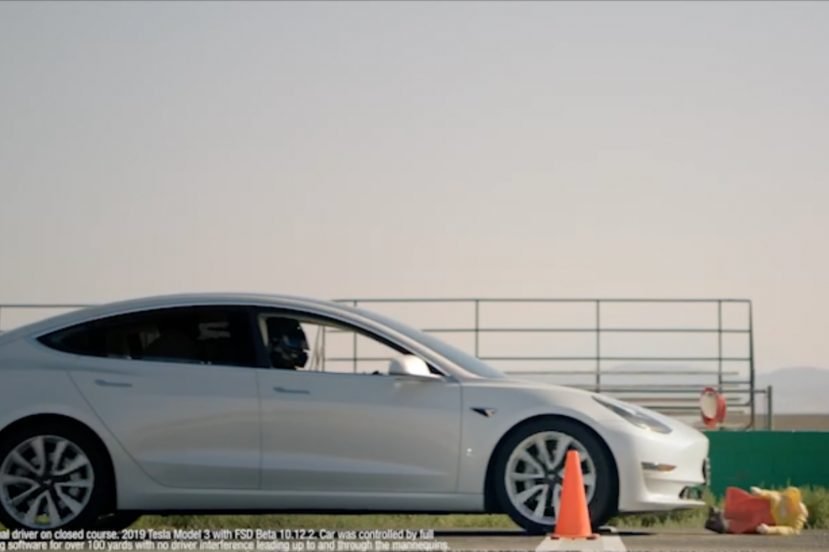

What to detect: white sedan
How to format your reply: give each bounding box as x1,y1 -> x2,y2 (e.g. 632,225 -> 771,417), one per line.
0,294 -> 708,532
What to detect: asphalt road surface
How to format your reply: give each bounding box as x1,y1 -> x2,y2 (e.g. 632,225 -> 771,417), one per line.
43,528 -> 828,552
434,527 -> 829,551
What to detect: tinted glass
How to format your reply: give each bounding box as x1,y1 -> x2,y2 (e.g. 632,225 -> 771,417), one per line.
342,305 -> 507,379
39,307 -> 257,367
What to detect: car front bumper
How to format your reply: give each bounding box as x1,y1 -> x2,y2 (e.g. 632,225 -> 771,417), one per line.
599,419 -> 710,513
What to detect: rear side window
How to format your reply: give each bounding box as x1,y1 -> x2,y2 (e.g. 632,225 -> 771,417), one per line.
38,307 -> 257,367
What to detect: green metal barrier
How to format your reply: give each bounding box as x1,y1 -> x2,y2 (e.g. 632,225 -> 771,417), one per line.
706,431 -> 829,496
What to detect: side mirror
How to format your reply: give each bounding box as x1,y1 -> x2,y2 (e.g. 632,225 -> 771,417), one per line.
388,355 -> 439,379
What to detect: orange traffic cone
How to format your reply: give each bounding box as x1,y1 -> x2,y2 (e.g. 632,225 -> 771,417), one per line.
551,449 -> 598,540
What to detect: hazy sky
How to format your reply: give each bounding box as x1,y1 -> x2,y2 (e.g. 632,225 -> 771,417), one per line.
1,2 -> 827,373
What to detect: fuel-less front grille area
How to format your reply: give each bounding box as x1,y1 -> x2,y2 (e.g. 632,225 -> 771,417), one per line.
677,458 -> 711,500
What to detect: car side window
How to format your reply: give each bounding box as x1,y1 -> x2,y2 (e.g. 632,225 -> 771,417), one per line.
39,307 -> 257,367
257,313 -> 407,375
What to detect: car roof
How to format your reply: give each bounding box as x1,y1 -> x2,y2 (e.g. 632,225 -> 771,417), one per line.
0,293 -> 358,342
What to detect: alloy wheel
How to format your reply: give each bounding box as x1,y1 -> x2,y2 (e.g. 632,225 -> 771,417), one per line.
0,435 -> 95,529
503,431 -> 597,526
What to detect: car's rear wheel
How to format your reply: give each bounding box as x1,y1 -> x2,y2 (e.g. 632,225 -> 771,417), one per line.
0,424 -> 110,530
493,418 -> 616,534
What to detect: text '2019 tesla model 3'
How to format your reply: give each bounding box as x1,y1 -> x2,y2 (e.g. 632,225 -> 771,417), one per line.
0,294 -> 709,533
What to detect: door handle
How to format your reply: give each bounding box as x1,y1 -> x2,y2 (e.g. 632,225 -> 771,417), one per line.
94,379 -> 133,388
273,386 -> 310,395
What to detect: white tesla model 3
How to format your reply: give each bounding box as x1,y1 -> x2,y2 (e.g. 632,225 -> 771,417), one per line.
0,294 -> 709,533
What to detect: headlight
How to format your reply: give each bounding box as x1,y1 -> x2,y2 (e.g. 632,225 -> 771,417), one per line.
593,395 -> 673,434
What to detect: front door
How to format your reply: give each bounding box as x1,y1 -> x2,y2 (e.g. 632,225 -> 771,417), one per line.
258,370 -> 462,493
255,315 -> 462,493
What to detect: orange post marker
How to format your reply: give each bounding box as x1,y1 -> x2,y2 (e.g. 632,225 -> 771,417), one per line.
551,449 -> 599,540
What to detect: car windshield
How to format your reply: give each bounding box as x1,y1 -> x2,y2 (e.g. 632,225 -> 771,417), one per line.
348,305 -> 507,379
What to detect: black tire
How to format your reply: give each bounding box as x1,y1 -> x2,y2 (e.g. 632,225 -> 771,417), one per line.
94,511 -> 142,530
493,418 -> 617,535
0,422 -> 111,530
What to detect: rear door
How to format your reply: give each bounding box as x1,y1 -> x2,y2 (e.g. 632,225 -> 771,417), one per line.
42,306 -> 261,489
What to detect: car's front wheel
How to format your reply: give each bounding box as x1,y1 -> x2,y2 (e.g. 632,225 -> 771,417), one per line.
0,424 -> 110,530
493,418 -> 617,534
